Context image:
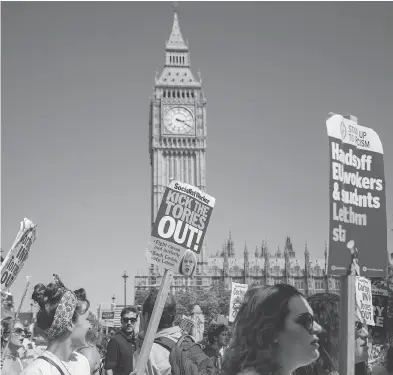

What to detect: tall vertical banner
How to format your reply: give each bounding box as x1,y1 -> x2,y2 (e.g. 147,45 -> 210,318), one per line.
326,114 -> 387,278
229,282 -> 249,323
1,218 -> 37,289
147,180 -> 215,275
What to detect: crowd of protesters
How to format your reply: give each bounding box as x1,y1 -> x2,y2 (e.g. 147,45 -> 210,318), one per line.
1,278 -> 393,375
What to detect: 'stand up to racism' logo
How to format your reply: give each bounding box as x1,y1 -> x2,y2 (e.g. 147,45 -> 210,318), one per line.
340,121 -> 347,141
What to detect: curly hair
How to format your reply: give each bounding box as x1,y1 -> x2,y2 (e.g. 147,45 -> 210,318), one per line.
32,282 -> 89,331
222,284 -> 303,375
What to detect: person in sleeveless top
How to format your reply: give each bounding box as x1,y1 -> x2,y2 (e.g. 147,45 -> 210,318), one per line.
222,284 -> 322,375
20,275 -> 91,375
77,329 -> 103,375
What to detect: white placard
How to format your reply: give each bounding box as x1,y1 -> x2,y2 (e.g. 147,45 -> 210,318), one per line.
229,282 -> 249,323
355,276 -> 375,326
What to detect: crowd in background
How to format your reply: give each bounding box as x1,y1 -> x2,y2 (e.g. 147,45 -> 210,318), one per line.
1,280 -> 393,375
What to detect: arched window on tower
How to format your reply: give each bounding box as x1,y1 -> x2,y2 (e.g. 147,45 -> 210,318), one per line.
186,91 -> 189,98
163,91 -> 166,98
168,91 -> 171,98
182,91 -> 185,98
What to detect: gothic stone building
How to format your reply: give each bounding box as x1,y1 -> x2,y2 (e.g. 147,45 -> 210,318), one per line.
135,233 -> 341,297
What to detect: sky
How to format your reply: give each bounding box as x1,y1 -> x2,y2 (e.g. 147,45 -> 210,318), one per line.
1,1 -> 393,315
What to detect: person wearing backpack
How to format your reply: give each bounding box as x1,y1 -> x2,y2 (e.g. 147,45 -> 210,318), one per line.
203,323 -> 229,371
135,288 -> 217,375
135,289 -> 182,375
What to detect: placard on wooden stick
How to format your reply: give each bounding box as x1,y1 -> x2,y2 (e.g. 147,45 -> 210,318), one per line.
137,181 -> 216,375
326,113 -> 387,375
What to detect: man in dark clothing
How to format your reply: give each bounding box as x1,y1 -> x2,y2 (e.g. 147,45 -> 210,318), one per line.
203,323 -> 229,371
105,306 -> 138,375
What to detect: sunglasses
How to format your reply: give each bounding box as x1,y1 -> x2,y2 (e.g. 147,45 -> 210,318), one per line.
123,317 -> 138,324
295,312 -> 318,334
13,328 -> 25,336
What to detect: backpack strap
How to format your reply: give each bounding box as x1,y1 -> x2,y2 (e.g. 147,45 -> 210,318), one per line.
38,356 -> 67,375
153,337 -> 177,352
175,335 -> 196,347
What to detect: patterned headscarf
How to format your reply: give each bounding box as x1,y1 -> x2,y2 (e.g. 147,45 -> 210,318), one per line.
44,275 -> 78,340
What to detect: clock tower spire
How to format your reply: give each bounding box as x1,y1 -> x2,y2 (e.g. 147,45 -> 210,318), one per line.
149,7 -> 208,278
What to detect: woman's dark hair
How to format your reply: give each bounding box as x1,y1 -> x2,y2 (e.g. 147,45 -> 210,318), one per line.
1,317 -> 13,346
32,283 -> 89,331
142,288 -> 176,330
222,284 -> 303,375
295,293 -> 339,375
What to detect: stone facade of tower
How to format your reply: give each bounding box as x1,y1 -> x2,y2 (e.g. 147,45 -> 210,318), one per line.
148,10 -> 208,280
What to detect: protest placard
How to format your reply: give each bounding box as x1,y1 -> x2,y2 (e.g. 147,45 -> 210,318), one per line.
147,180 -> 215,274
179,315 -> 194,334
370,279 -> 388,337
326,114 -> 387,278
1,218 -> 37,289
137,181 -> 215,375
355,276 -> 374,326
229,282 -> 248,323
102,311 -> 115,320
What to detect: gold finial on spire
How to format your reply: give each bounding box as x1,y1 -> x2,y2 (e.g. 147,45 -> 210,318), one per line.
172,2 -> 178,12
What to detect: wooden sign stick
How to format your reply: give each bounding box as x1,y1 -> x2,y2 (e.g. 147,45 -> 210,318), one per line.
338,274 -> 356,375
136,269 -> 174,375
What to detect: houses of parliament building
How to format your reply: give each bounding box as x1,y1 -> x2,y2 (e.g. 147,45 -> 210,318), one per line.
134,7 -> 340,297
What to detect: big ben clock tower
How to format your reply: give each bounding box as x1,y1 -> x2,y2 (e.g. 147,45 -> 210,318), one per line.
149,9 -> 208,279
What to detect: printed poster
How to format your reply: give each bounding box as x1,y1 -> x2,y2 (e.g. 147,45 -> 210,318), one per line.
355,276 -> 374,326
370,278 -> 388,338
326,114 -> 387,278
147,180 -> 215,277
229,282 -> 249,323
1,219 -> 37,289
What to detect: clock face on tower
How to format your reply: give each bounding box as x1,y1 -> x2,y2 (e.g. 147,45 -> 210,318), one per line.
164,107 -> 194,135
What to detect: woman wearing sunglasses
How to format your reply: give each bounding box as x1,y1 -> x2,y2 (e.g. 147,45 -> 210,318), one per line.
294,292 -> 370,375
20,276 -> 92,375
1,318 -> 26,374
222,284 -> 322,375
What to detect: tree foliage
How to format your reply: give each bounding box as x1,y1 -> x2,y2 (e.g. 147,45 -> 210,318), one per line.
134,284 -> 231,325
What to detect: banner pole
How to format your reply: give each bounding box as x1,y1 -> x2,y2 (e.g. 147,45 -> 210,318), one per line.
338,274 -> 356,375
136,269 -> 173,375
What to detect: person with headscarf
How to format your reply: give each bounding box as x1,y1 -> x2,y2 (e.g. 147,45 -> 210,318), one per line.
20,275 -> 92,375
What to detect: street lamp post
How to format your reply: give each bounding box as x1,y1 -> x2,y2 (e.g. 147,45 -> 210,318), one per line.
122,271 -> 129,307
